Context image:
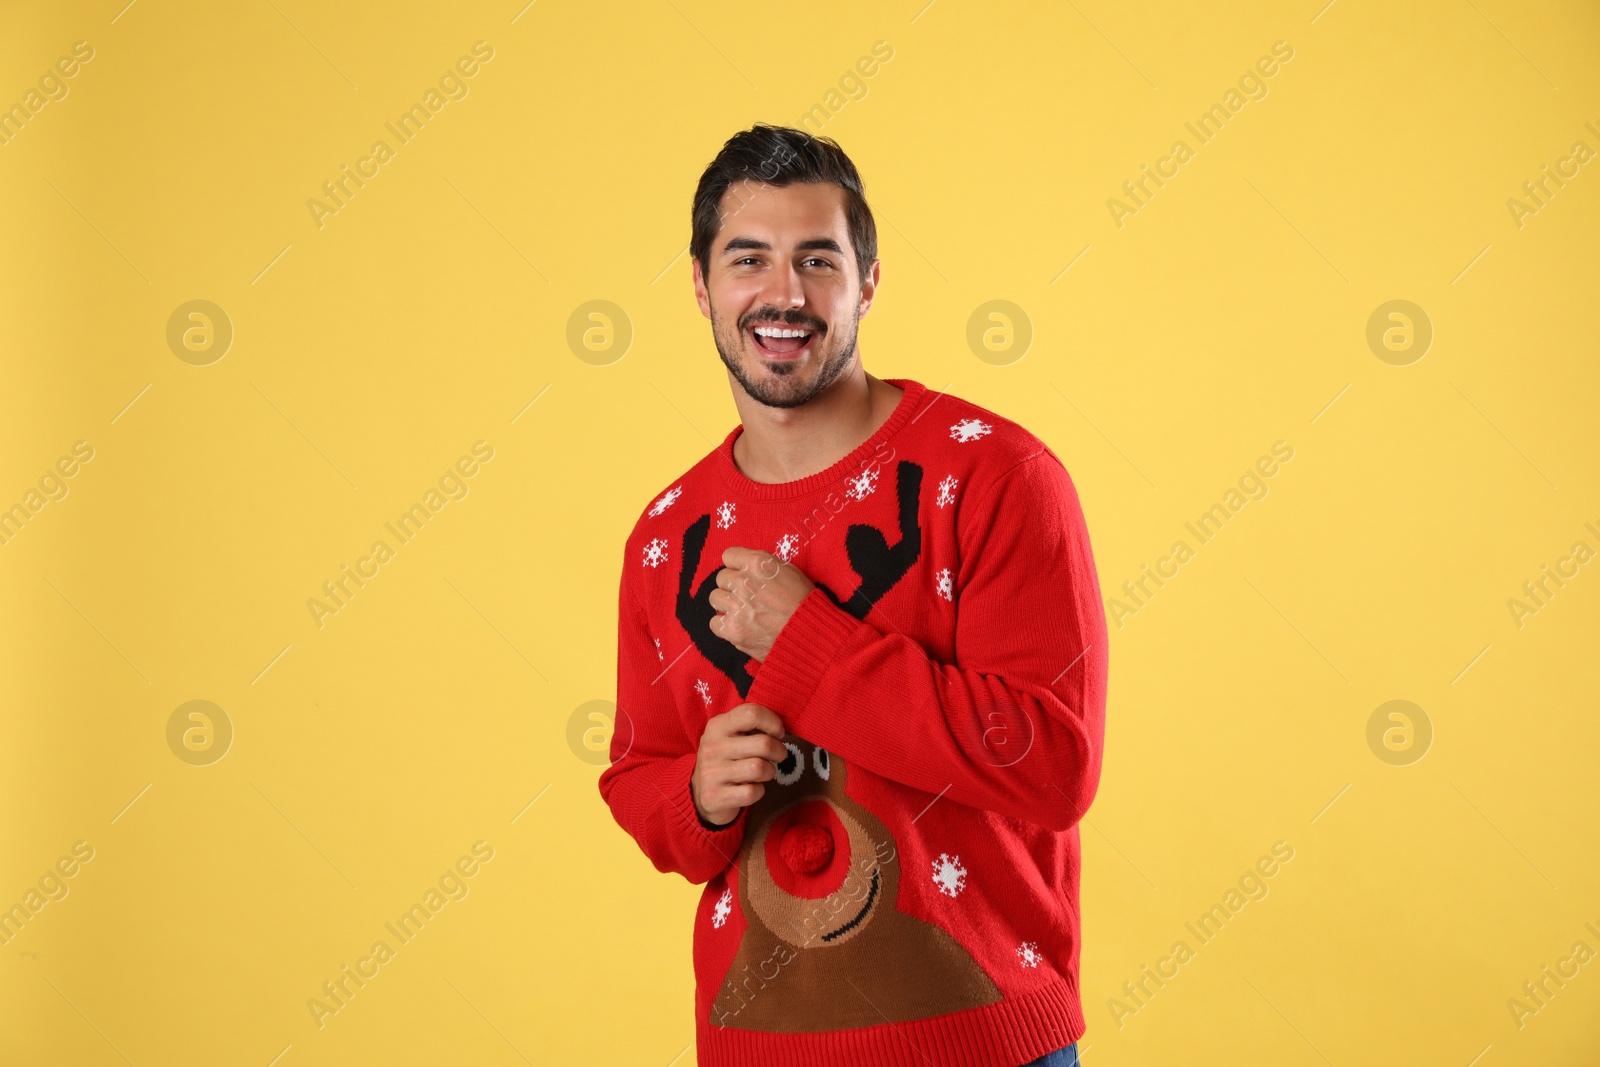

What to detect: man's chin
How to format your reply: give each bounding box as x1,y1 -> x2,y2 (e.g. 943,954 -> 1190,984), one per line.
755,355 -> 804,378
738,363 -> 818,408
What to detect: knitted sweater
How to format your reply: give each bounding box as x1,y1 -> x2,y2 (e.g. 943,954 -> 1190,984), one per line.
598,377 -> 1109,1067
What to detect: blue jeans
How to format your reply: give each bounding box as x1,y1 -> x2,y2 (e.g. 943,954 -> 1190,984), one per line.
1020,1044 -> 1079,1067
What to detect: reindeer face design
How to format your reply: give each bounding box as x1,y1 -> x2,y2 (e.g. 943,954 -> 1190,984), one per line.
711,737 -> 1002,1032
741,738 -> 893,951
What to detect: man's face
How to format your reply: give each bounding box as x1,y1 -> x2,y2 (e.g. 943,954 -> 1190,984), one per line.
694,179 -> 879,409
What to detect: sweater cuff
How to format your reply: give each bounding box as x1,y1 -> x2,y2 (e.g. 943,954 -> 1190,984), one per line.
678,751 -> 748,837
747,586 -> 867,721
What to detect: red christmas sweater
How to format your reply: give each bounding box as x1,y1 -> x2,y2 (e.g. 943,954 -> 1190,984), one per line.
598,377 -> 1109,1067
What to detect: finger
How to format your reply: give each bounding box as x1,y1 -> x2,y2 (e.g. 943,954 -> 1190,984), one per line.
721,545 -> 754,569
731,702 -> 784,739
711,610 -> 743,642
725,547 -> 777,581
722,756 -> 777,784
724,732 -> 788,763
725,782 -> 764,807
713,702 -> 758,737
709,588 -> 740,617
720,571 -> 759,605
708,702 -> 757,739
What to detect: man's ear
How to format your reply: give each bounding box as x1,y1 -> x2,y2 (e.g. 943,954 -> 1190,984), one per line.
693,258 -> 712,320
857,258 -> 881,318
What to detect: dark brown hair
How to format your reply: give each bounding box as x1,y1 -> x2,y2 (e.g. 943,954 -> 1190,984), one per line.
690,123 -> 878,285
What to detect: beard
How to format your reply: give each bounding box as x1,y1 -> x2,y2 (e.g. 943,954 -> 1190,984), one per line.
710,296 -> 860,410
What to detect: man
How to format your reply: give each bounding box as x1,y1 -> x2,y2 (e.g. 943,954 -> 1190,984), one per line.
598,123 -> 1108,1067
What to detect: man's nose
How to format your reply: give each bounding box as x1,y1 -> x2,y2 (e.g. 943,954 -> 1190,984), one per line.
757,261 -> 806,310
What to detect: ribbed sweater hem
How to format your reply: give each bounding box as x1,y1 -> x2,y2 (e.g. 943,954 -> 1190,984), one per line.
695,975 -> 1085,1067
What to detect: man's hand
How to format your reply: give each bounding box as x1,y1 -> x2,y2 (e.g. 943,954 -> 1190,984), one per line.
709,546 -> 814,663
691,703 -> 787,827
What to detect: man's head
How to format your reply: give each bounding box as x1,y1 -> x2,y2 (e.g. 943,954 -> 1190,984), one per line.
691,124 -> 880,409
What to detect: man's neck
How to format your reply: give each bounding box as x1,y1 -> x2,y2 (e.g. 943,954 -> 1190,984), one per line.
730,369 -> 904,486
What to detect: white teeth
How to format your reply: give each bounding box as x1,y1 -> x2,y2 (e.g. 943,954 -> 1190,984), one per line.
754,326 -> 812,338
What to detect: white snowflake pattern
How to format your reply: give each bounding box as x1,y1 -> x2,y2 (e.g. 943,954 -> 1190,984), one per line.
716,501 -> 737,529
649,485 -> 683,516
642,538 -> 669,568
936,474 -> 960,508
935,568 -> 953,602
845,467 -> 879,501
950,418 -> 993,443
694,679 -> 711,706
712,887 -> 733,928
931,853 -> 967,898
774,533 -> 799,563
1016,941 -> 1043,968
653,636 -> 664,661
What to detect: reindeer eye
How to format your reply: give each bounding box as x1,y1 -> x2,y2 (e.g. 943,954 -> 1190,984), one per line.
813,747 -> 830,780
774,742 -> 804,785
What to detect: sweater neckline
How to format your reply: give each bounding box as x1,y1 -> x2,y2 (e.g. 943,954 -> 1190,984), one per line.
716,378 -> 928,501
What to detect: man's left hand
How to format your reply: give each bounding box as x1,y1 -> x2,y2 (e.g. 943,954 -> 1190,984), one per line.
710,546 -> 815,663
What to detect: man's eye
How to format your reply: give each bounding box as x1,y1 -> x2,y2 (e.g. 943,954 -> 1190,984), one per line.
731,256 -> 830,267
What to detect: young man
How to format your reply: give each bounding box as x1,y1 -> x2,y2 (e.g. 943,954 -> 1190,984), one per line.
598,123 -> 1108,1067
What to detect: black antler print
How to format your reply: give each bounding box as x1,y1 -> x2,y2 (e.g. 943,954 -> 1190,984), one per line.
675,461 -> 925,700
676,512 -> 759,697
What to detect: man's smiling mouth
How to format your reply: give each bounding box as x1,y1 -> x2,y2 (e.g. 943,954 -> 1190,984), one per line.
748,323 -> 818,359
820,868 -> 879,942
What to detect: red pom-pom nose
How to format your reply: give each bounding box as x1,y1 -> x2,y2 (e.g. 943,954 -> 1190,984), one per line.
765,801 -> 850,899
779,823 -> 834,874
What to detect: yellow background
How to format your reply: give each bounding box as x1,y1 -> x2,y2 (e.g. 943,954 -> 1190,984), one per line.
2,0 -> 1597,1063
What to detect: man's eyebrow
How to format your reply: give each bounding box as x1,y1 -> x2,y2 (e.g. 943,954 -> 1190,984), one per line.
719,236 -> 846,257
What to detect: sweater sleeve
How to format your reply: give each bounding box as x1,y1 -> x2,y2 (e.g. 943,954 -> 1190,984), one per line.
596,566 -> 747,884
744,450 -> 1108,832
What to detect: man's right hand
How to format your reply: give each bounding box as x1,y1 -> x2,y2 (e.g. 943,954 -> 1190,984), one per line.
691,702 -> 788,827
